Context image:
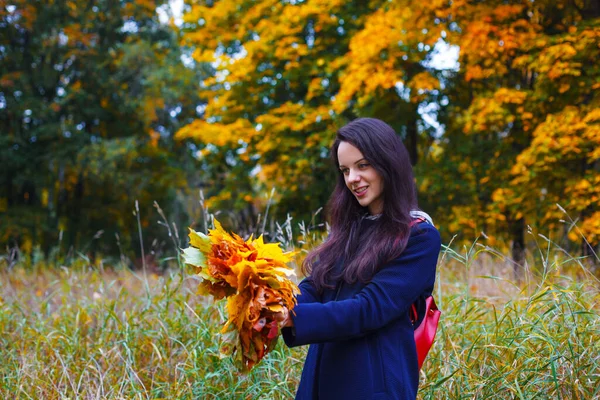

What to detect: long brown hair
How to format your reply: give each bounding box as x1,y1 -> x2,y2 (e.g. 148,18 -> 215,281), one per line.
302,118 -> 418,292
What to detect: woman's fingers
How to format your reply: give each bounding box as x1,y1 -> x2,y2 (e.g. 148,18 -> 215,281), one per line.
273,307 -> 293,328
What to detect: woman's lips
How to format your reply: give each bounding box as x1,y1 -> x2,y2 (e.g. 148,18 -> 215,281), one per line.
354,186 -> 368,198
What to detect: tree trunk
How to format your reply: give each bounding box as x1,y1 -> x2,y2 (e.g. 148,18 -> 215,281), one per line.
580,204 -> 599,268
405,107 -> 419,166
581,239 -> 599,271
510,217 -> 526,280
6,172 -> 13,207
68,173 -> 84,252
584,0 -> 600,18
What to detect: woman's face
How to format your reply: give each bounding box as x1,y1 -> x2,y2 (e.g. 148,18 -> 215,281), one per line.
337,141 -> 384,215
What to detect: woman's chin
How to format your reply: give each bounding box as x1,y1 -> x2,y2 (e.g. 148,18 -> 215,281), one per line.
356,199 -> 370,208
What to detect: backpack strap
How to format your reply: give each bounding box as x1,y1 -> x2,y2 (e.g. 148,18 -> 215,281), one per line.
410,303 -> 418,324
409,210 -> 434,226
410,217 -> 428,227
409,215 -> 434,326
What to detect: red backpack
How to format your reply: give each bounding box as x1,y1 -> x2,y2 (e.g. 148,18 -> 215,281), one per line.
409,218 -> 441,369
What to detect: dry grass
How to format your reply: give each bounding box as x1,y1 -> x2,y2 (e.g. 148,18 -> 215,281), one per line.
1,232 -> 599,399
0,264 -> 303,399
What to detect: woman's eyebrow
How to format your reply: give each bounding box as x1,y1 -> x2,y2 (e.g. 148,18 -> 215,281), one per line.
339,158 -> 367,168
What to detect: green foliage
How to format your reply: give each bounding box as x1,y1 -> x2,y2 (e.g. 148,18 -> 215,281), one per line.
0,1 -> 204,257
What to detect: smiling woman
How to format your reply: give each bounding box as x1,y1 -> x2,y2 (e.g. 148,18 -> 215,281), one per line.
337,141 -> 385,215
275,118 -> 442,400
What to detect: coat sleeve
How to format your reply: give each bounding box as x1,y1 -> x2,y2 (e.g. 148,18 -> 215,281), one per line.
281,276 -> 321,343
284,224 -> 441,347
295,277 -> 321,305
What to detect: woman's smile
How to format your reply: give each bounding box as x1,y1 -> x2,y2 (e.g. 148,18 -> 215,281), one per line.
353,186 -> 368,197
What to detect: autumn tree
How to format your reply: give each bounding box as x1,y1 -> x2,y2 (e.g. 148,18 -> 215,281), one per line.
418,1 -> 540,266
506,1 -> 600,260
0,0 -> 203,259
4,0 -> 597,266
177,0 -> 449,231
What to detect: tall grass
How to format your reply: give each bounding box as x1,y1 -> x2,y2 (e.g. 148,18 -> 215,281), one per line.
419,236 -> 600,399
0,264 -> 304,399
1,226 -> 599,398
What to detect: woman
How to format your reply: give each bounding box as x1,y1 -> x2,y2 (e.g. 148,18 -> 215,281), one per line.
278,118 -> 441,400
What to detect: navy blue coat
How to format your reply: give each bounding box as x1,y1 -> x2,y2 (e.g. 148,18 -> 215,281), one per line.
282,221 -> 441,400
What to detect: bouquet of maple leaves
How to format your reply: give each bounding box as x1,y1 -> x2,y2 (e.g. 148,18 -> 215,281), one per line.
182,219 -> 300,371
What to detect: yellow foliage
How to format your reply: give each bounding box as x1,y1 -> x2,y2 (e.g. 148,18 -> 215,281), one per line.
459,4 -> 539,83
257,163 -> 282,185
21,237 -> 33,254
492,4 -> 525,21
583,108 -> 600,124
465,65 -> 485,82
176,0 -> 600,248
573,211 -> 600,244
493,88 -> 527,105
491,188 -> 514,205
148,129 -> 160,147
41,189 -> 49,208
307,77 -> 325,101
204,191 -> 232,210
409,71 -> 440,103
446,205 -> 480,235
182,219 -> 299,371
335,4 -> 443,111
175,119 -> 254,146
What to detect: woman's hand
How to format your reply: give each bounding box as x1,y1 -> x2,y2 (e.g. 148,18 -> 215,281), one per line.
273,307 -> 294,328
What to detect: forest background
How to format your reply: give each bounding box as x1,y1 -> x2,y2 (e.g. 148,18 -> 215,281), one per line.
2,1 -> 600,398
1,0 -> 600,268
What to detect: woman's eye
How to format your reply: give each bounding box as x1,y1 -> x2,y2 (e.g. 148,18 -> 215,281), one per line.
359,163 -> 369,169
340,168 -> 349,175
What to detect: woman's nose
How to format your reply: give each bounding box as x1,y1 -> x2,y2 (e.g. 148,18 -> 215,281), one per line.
348,169 -> 360,182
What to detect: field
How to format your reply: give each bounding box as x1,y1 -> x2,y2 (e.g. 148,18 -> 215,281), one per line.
1,237 -> 599,399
